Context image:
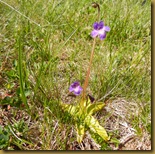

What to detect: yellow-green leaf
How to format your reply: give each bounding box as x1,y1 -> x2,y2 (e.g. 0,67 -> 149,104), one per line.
60,102 -> 76,116
80,98 -> 92,109
85,115 -> 110,141
87,102 -> 105,115
76,124 -> 85,143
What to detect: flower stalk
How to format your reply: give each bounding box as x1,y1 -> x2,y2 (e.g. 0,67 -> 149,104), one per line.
92,2 -> 100,22
82,38 -> 96,100
82,2 -> 100,100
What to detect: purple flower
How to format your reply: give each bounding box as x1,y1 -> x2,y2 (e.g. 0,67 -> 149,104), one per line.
91,21 -> 110,40
69,81 -> 83,96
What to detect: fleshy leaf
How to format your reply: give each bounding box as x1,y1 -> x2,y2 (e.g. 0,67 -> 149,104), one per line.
86,115 -> 110,141
76,124 -> 85,143
87,102 -> 105,115
60,102 -> 76,116
80,99 -> 89,108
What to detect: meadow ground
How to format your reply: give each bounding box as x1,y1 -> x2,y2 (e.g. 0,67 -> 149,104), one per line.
0,0 -> 151,150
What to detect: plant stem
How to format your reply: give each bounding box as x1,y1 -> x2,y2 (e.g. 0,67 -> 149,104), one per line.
81,3 -> 100,100
92,2 -> 100,22
82,38 -> 96,99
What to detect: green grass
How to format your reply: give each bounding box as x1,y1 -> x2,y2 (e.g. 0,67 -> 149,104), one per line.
0,0 -> 151,150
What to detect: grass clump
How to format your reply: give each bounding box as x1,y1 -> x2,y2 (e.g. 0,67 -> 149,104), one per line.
0,0 -> 151,150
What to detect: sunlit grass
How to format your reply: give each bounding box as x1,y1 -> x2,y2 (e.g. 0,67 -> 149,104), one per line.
0,0 -> 151,150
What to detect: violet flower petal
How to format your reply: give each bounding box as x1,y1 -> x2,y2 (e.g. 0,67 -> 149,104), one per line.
99,33 -> 106,40
93,22 -> 100,30
91,30 -> 99,38
98,21 -> 104,29
91,21 -> 110,40
69,81 -> 83,96
104,26 -> 110,32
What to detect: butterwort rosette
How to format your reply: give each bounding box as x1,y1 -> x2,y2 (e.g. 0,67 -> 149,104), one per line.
91,21 -> 110,40
69,81 -> 83,96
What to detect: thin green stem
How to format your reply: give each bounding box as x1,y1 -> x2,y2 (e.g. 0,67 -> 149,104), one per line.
18,36 -> 29,111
